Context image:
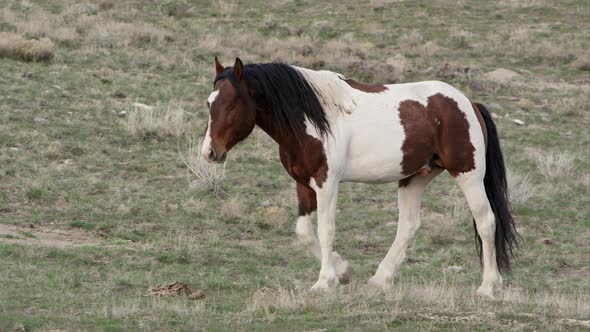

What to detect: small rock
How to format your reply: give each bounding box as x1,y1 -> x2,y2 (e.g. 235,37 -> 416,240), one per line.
485,68 -> 521,83
261,200 -> 272,207
13,324 -> 26,332
539,237 -> 553,245
513,119 -> 525,126
491,113 -> 499,119
33,116 -> 48,124
118,111 -> 127,116
9,147 -> 19,151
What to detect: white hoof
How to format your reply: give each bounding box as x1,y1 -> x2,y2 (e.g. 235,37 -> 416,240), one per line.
311,274 -> 338,291
476,285 -> 496,300
367,274 -> 392,291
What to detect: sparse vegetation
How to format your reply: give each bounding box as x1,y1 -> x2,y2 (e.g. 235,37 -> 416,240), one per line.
536,151 -> 576,180
126,102 -> 193,138
180,139 -> 227,196
0,0 -> 588,330
0,32 -> 54,62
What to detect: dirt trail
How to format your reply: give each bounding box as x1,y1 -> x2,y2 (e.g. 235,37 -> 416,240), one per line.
0,223 -> 99,248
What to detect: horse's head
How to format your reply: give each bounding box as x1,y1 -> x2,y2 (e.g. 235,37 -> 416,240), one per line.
201,57 -> 256,163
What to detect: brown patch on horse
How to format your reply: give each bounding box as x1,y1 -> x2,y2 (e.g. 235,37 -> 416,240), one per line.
341,78 -> 387,93
278,134 -> 329,188
297,183 -> 317,215
399,93 -> 476,178
254,103 -> 329,188
398,100 -> 437,175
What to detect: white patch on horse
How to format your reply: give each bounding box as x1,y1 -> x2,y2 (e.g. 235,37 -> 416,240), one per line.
200,115 -> 213,158
293,66 -> 356,114
207,90 -> 219,105
200,90 -> 220,158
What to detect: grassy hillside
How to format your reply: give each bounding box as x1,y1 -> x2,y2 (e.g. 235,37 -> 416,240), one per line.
1,0 -> 589,330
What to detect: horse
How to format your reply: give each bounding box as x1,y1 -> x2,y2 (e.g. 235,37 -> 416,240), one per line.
201,57 -> 518,299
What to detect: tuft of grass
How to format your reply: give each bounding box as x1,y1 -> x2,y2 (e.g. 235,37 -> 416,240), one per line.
180,139 -> 226,197
535,151 -> 576,180
0,32 -> 54,62
69,221 -> 96,231
508,171 -> 535,206
126,103 -> 192,138
18,231 -> 36,239
221,199 -> 245,221
25,187 -> 45,201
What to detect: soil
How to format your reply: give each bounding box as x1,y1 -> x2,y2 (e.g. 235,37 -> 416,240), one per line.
0,223 -> 99,248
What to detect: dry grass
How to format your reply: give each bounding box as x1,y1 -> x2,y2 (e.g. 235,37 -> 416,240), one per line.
535,151 -> 576,180
180,139 -> 226,196
89,21 -> 172,48
0,32 -> 54,62
508,171 -> 535,206
126,103 -> 192,138
243,281 -> 590,326
221,199 -> 245,220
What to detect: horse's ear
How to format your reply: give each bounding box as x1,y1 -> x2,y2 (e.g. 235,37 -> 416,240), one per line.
215,56 -> 224,76
233,57 -> 243,82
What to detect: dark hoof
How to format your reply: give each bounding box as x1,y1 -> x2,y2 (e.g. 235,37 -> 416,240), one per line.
338,270 -> 352,285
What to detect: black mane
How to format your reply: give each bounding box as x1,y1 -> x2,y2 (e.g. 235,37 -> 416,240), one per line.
214,63 -> 330,138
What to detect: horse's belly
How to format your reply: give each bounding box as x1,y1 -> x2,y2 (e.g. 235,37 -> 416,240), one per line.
341,121 -> 405,183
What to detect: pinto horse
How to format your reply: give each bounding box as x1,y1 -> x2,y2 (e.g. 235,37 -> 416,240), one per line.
201,57 -> 518,299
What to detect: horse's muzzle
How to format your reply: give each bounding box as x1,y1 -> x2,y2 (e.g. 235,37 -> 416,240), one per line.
205,148 -> 227,163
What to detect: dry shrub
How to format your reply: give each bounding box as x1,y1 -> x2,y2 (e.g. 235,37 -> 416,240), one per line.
89,21 -> 172,48
183,198 -> 207,214
571,54 -> 590,71
444,187 -> 472,223
553,96 -> 589,123
480,27 -> 584,62
507,171 -> 535,206
181,139 -> 226,196
256,205 -> 288,224
97,0 -> 115,11
126,103 -> 192,137
398,30 -> 423,48
14,9 -> 53,38
0,32 -> 55,62
221,200 -> 245,220
51,27 -> 78,45
535,151 -> 576,180
200,30 -> 413,83
433,62 -> 504,93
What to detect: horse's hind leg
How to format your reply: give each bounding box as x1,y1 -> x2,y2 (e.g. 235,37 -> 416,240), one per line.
295,183 -> 351,284
454,172 -> 502,299
368,168 -> 443,290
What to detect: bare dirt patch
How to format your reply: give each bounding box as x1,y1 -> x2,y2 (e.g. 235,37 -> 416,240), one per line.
0,223 -> 99,248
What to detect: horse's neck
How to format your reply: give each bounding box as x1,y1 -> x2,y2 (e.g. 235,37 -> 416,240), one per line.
254,106 -> 298,149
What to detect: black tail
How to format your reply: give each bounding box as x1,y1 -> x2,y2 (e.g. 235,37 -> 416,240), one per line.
474,103 -> 519,275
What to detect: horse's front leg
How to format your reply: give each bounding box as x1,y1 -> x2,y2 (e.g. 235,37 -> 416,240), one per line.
295,182 -> 350,284
309,180 -> 340,291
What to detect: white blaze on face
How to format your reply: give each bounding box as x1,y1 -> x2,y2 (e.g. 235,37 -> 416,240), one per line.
201,90 -> 219,159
